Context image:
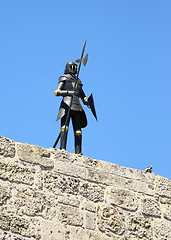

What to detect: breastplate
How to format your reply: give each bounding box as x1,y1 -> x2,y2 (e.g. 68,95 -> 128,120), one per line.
62,78 -> 83,111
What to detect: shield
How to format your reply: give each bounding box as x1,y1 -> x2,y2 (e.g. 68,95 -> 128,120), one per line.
88,94 -> 98,121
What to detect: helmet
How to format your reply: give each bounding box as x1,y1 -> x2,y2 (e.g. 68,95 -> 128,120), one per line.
64,61 -> 77,75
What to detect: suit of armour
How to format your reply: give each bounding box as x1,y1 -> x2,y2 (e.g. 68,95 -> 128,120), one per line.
54,62 -> 88,154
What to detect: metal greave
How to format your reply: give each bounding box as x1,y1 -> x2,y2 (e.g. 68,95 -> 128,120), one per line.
74,134 -> 82,154
60,129 -> 68,150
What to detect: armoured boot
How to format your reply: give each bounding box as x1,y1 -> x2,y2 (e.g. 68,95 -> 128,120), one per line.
60,125 -> 68,150
74,130 -> 82,154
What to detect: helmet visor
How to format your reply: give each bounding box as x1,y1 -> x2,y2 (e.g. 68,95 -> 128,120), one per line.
70,65 -> 77,72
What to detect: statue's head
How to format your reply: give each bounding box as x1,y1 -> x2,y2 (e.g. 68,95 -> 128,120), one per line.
64,61 -> 77,75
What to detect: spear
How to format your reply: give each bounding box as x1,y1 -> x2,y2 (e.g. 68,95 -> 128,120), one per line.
53,40 -> 88,148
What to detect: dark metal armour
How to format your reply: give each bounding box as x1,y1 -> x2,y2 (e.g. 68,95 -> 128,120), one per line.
56,74 -> 87,128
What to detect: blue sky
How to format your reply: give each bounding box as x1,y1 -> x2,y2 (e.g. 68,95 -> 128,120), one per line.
0,1 -> 170,179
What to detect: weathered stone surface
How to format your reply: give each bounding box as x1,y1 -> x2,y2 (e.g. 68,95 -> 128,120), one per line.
12,187 -> 57,220
53,153 -> 87,179
127,214 -> 153,239
43,171 -> 104,202
155,175 -> 171,198
0,230 -> 4,240
0,137 -> 171,240
84,212 -> 96,230
97,206 -> 125,236
154,221 -> 171,239
85,168 -> 112,185
79,155 -> 100,169
40,221 -> 65,240
17,143 -> 53,168
0,185 -> 11,205
83,199 -> 96,213
160,197 -> 171,204
69,228 -> 113,240
0,160 -> 35,185
50,148 -> 73,162
80,182 -> 104,202
98,161 -> 155,183
43,171 -> 80,195
141,197 -> 161,217
0,206 -> 40,239
0,136 -> 15,158
58,195 -> 80,208
163,203 -> 171,221
113,175 -> 154,195
107,187 -> 138,211
54,159 -> 86,179
58,205 -> 83,226
0,230 -> 36,240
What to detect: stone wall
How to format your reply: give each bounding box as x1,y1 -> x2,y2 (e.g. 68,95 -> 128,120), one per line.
0,136 -> 171,240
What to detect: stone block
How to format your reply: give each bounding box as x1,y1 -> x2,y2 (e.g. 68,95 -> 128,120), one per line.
141,197 -> 161,217
0,160 -> 35,185
97,206 -> 125,236
0,230 -> 4,240
17,143 -> 53,168
127,214 -> 153,240
13,187 -> 57,220
83,200 -> 96,213
99,162 -> 155,183
80,182 -> 105,202
0,136 -> 15,158
84,212 -> 96,230
154,221 -> 171,239
43,171 -> 80,195
50,148 -> 71,161
113,175 -> 154,195
0,230 -> 35,240
40,221 -> 65,240
69,228 -> 112,240
58,205 -> 83,226
78,155 -> 100,169
0,206 -> 40,239
50,149 -> 81,165
68,228 -> 93,240
163,204 -> 171,221
0,185 -> 11,205
160,197 -> 171,204
155,175 -> 171,198
107,187 -> 138,211
58,195 -> 80,208
54,159 -> 86,179
85,168 -> 112,185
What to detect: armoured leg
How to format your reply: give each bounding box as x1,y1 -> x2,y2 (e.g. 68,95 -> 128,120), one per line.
74,130 -> 82,154
60,112 -> 70,151
60,125 -> 69,150
71,111 -> 82,154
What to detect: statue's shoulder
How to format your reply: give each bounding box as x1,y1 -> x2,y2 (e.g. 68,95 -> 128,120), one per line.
59,74 -> 83,85
59,75 -> 68,82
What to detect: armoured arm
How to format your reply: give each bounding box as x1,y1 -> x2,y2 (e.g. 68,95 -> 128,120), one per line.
80,89 -> 89,105
54,82 -> 75,97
